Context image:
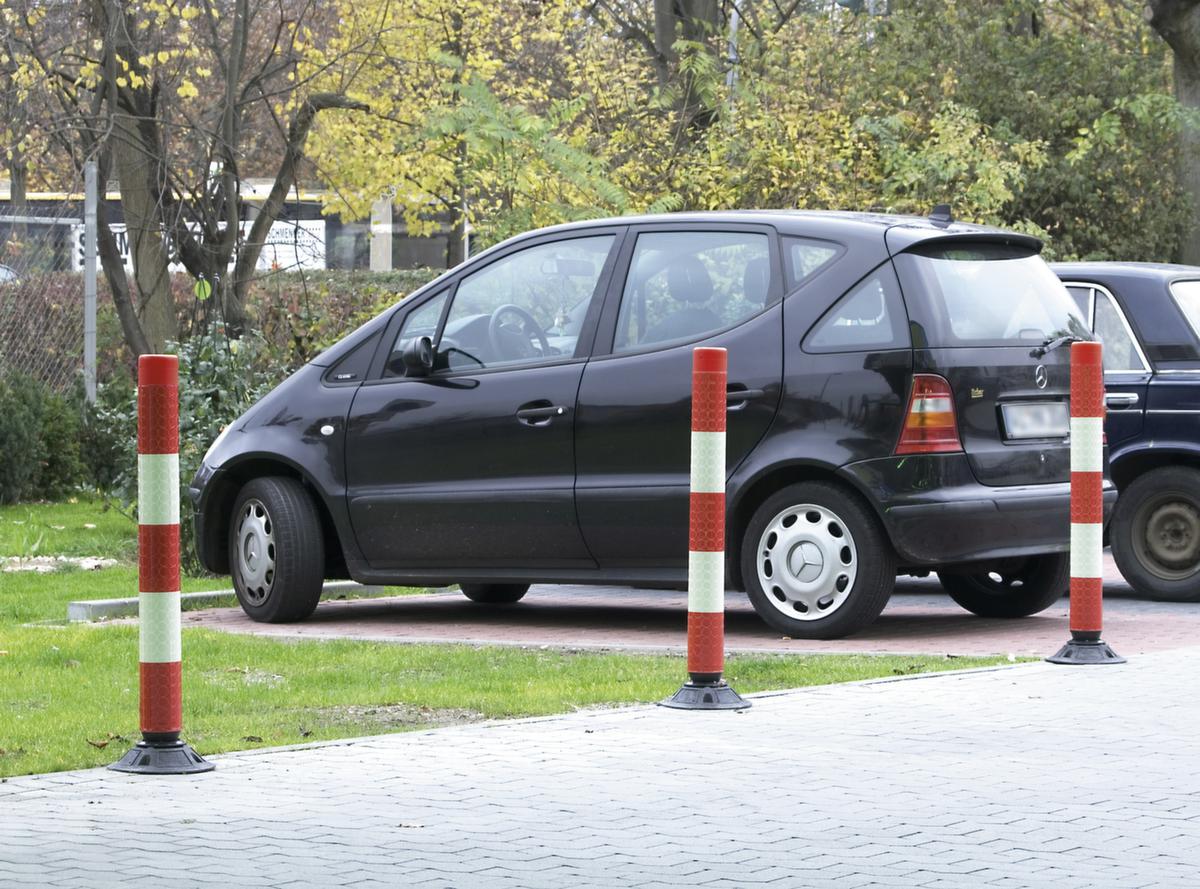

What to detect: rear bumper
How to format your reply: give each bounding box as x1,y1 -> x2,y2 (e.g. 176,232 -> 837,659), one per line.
840,454 -> 1116,567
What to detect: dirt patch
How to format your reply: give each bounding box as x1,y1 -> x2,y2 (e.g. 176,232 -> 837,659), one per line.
313,703 -> 484,731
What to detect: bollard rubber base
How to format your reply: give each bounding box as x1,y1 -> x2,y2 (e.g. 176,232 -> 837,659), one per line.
659,680 -> 751,710
109,739 -> 214,775
1046,638 -> 1126,665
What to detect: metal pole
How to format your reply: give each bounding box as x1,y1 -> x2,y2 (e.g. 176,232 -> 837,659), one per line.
84,161 -> 98,403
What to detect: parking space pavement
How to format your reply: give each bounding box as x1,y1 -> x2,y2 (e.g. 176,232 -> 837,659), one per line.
183,553 -> 1200,657
3,647 -> 1200,887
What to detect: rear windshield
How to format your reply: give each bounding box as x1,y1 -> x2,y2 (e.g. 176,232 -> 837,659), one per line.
894,243 -> 1090,348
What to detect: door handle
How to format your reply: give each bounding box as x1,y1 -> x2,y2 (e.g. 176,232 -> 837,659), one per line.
516,403 -> 567,425
1105,392 -> 1139,410
726,386 -> 766,411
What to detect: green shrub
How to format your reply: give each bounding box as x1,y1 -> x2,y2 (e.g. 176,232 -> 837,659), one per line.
96,328 -> 285,574
0,373 -> 45,503
35,390 -> 87,500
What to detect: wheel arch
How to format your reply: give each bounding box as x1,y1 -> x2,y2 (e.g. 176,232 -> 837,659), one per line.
200,454 -> 348,579
1110,446 -> 1200,491
728,461 -> 886,591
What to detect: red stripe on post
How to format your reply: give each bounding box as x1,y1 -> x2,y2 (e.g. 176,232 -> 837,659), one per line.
138,354 -> 179,387
137,385 -> 179,454
1070,355 -> 1104,420
689,492 -> 725,552
1069,473 -> 1105,524
139,661 -> 183,734
691,373 -> 726,433
138,524 -> 181,593
686,611 -> 725,675
1069,577 -> 1104,632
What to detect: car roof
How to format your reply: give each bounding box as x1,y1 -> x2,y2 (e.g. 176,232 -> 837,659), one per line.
1051,261 -> 1200,282
514,210 -> 1040,254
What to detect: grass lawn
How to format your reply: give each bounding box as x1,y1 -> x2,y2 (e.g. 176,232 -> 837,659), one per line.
1,499 -> 1019,778
0,498 -> 137,561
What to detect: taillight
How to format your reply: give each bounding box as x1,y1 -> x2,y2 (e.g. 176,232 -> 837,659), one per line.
895,374 -> 963,455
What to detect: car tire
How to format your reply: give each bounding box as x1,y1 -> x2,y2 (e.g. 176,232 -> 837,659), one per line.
229,477 -> 325,623
1109,467 -> 1200,602
459,583 -> 529,604
938,553 -> 1068,618
741,482 -> 896,640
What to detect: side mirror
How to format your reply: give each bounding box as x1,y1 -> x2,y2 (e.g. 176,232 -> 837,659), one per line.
401,335 -> 435,376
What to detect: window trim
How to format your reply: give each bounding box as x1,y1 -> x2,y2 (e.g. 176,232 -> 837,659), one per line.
590,223 -> 784,360
1060,280 -> 1151,375
363,226 -> 627,383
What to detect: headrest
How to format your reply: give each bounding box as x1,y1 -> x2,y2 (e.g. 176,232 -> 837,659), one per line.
667,256 -> 714,304
742,257 -> 770,305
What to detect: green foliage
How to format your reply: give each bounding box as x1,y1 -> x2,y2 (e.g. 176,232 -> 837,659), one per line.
94,329 -> 285,574
0,374 -> 86,504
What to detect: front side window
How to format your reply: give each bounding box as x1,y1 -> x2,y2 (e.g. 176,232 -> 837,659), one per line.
614,231 -> 772,353
437,235 -> 614,371
385,290 -> 449,377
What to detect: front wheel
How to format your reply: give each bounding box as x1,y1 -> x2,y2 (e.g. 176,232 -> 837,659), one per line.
741,482 -> 895,640
1110,467 -> 1200,601
229,477 -> 325,623
938,553 -> 1068,618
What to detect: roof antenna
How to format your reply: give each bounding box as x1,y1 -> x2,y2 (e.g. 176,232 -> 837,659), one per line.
929,203 -> 953,225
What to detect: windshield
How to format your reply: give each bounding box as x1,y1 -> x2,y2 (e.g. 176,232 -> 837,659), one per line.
895,243 -> 1090,348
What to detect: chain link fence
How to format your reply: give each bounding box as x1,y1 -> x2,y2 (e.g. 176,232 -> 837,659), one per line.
0,185 -> 91,395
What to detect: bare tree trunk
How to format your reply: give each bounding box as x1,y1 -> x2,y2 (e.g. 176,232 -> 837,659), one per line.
94,148 -> 151,358
9,151 -> 26,246
1149,1 -> 1200,263
230,92 -> 367,321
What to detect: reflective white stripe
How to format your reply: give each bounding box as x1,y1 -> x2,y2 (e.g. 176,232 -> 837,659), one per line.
688,551 -> 725,613
137,453 -> 179,525
139,592 -> 181,663
690,431 -> 726,494
1070,524 -> 1105,579
1070,418 -> 1104,473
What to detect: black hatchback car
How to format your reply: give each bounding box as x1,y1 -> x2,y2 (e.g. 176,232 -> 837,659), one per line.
191,211 -> 1113,639
1053,263 -> 1200,601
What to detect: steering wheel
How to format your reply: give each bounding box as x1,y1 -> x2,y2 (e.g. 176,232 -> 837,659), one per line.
487,304 -> 551,362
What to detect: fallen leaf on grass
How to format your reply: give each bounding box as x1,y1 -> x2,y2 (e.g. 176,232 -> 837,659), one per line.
0,651 -> 8,656
65,659 -> 80,669
299,726 -> 312,738
226,666 -> 250,674
241,735 -> 263,743
82,523 -> 96,530
86,732 -> 128,750
50,525 -> 65,531
86,738 -> 109,749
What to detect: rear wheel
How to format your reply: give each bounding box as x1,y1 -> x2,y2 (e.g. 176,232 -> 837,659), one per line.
460,583 -> 529,604
741,482 -> 895,640
229,477 -> 325,623
1110,467 -> 1200,602
938,553 -> 1068,618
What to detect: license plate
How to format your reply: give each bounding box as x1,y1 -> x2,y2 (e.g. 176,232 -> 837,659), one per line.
1001,401 -> 1069,440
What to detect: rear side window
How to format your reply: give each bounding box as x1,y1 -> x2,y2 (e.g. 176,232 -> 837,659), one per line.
894,242 -> 1089,347
1171,280 -> 1200,342
784,237 -> 841,288
805,264 -> 908,352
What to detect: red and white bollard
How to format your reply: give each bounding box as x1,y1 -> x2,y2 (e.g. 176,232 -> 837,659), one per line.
1048,341 -> 1124,666
662,347 -> 749,710
111,355 -> 214,773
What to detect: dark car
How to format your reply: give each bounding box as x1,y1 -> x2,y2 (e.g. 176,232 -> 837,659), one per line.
192,210 -> 1112,639
1053,263 -> 1200,601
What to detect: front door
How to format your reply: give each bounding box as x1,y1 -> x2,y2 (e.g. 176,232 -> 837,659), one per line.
345,230 -> 622,570
574,226 -> 786,571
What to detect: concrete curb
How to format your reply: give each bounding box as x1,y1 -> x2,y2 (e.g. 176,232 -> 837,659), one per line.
66,581 -> 451,622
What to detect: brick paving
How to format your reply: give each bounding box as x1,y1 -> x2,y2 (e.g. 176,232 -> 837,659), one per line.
182,553 -> 1200,657
3,651 -> 1199,887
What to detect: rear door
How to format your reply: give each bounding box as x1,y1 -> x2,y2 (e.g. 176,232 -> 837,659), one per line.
892,240 -> 1091,487
1062,281 -> 1150,445
574,225 -> 785,570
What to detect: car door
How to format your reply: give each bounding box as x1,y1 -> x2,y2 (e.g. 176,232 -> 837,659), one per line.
574,225 -> 786,571
344,228 -> 624,570
1064,282 -> 1150,445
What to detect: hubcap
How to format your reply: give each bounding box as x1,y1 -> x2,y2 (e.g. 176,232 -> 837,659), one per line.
236,498 -> 276,605
756,503 -> 857,621
1137,496 -> 1200,578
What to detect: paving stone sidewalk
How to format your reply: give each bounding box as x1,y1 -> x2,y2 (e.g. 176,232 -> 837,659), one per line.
3,651 -> 1200,888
